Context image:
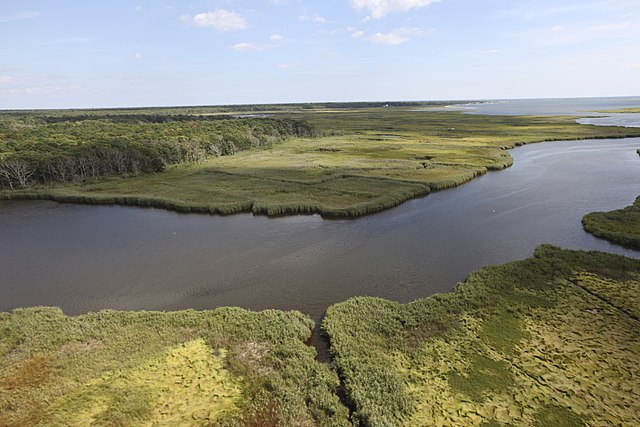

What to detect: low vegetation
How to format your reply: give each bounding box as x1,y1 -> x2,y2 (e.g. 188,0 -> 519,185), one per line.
0,307 -> 349,426
3,106 -> 640,217
595,107 -> 640,113
323,245 -> 640,426
583,196 -> 640,249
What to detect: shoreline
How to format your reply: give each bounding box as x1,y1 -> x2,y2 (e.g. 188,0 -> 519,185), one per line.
2,132 -> 639,219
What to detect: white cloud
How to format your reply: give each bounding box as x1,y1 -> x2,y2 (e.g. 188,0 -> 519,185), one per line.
231,42 -> 257,52
184,9 -> 247,32
134,53 -> 142,60
278,63 -> 300,69
349,0 -> 440,19
0,75 -> 12,84
482,48 -> 503,54
231,34 -> 290,53
0,11 -> 41,23
231,42 -> 280,52
369,32 -> 409,45
352,27 -> 422,45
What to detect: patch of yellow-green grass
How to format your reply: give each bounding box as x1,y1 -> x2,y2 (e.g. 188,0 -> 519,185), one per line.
572,271 -> 640,319
0,307 -> 350,427
594,107 -> 640,113
583,196 -> 640,249
323,245 -> 640,426
3,109 -> 640,217
51,339 -> 240,426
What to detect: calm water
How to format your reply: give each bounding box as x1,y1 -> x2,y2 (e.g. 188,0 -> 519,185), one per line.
447,97 -> 640,127
1,137 -> 639,323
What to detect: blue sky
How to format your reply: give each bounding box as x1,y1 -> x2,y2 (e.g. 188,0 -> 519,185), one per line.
1,0 -> 639,108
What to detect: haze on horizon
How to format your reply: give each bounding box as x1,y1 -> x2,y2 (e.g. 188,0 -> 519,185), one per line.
1,0 -> 639,109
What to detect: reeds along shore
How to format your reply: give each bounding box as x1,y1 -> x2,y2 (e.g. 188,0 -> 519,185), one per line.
583,195 -> 640,249
2,107 -> 640,218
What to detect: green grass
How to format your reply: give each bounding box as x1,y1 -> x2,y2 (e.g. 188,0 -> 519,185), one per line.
595,107 -> 640,113
583,196 -> 640,249
4,108 -> 640,217
323,245 -> 640,426
0,307 -> 350,427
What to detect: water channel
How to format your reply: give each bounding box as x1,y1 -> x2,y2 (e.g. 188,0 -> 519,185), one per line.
2,138 -> 639,326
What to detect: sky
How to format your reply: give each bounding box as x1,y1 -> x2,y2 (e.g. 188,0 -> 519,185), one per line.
1,0 -> 639,109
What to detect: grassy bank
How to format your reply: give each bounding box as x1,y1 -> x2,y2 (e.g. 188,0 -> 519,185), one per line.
595,108 -> 640,113
323,245 -> 640,426
0,307 -> 349,426
3,108 -> 640,217
583,196 -> 640,249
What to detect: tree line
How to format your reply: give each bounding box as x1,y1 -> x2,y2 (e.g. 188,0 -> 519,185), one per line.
0,115 -> 315,190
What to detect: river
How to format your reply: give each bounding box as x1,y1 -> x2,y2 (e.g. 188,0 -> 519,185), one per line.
1,137 -> 639,325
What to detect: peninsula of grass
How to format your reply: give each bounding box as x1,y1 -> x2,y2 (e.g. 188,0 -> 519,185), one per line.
0,307 -> 349,426
583,196 -> 640,249
323,245 -> 640,426
3,107 -> 640,217
595,107 -> 640,113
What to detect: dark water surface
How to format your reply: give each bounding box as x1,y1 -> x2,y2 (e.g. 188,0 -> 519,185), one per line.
1,138 -> 639,324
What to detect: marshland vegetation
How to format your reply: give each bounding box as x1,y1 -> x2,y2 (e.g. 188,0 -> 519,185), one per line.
596,107 -> 640,113
322,245 -> 640,426
0,307 -> 348,426
583,196 -> 640,249
3,105 -> 640,217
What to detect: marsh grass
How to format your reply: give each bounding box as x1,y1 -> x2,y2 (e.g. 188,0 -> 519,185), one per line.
583,195 -> 640,249
446,353 -> 514,403
0,307 -> 349,427
4,108 -> 640,217
323,246 -> 640,426
595,108 -> 640,113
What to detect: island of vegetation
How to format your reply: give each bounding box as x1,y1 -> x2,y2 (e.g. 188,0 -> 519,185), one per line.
2,104 -> 640,217
583,196 -> 640,249
2,246 -> 639,426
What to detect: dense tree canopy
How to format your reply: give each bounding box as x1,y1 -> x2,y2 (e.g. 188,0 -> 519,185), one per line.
0,114 -> 315,189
